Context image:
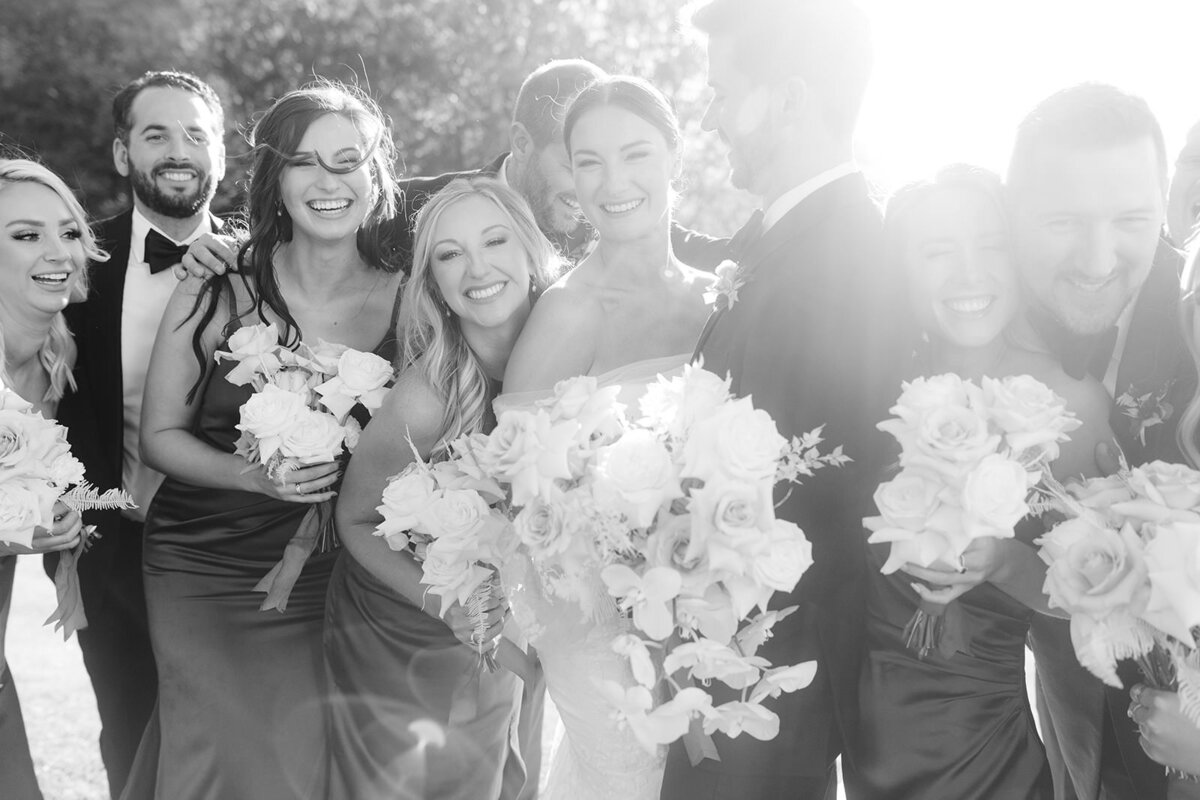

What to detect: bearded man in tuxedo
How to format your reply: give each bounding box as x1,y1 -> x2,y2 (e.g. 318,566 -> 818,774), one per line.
665,2 -> 912,798
1012,82 -> 1196,800
48,70 -> 228,799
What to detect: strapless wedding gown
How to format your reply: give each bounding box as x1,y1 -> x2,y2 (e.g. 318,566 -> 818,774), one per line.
496,354 -> 689,800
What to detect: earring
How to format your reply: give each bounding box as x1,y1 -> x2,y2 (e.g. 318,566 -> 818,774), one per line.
276,202 -> 283,218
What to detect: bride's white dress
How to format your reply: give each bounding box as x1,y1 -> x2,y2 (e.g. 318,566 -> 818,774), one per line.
496,353 -> 689,800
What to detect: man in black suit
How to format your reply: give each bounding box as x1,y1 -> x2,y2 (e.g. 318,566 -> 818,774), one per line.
49,70 -> 228,799
666,2 -> 911,799
184,59 -> 725,276
1012,83 -> 1196,800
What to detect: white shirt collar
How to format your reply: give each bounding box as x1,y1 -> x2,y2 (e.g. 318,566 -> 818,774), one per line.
129,208 -> 212,266
496,154 -> 513,189
761,162 -> 859,234
1104,289 -> 1141,396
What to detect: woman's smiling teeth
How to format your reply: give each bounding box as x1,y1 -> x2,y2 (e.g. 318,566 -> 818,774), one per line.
32,272 -> 70,288
943,295 -> 994,315
600,198 -> 643,215
307,199 -> 352,216
465,281 -> 507,302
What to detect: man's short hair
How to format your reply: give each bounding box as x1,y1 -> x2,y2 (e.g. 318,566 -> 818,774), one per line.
512,59 -> 607,149
112,70 -> 224,143
691,0 -> 872,138
1007,82 -> 1167,193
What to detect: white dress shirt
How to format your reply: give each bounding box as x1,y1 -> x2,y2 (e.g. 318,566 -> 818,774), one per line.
122,210 -> 210,521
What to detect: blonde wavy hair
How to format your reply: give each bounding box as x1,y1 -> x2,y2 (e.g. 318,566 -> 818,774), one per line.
0,159 -> 105,402
400,176 -> 561,450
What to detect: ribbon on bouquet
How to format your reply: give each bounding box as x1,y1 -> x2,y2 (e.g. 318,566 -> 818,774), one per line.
254,501 -> 335,612
43,524 -> 98,640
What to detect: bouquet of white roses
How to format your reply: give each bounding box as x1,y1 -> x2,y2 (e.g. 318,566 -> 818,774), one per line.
374,439 -> 531,673
0,384 -> 134,638
426,364 -> 846,754
215,323 -> 394,611
865,373 -> 1080,658
1038,460 -> 1200,746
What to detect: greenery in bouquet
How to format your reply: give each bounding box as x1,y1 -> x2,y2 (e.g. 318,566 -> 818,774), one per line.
434,364 -> 848,752
0,384 -> 135,638
1038,460 -> 1200,751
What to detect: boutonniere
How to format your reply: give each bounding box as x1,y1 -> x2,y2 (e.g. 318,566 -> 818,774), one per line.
1116,379 -> 1177,446
702,260 -> 746,312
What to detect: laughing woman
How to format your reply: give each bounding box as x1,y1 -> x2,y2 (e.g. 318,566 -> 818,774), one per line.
844,166 -> 1116,800
324,176 -> 558,799
0,159 -> 91,800
129,84 -> 403,800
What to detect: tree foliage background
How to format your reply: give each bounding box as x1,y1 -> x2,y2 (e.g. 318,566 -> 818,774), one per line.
0,0 -> 753,235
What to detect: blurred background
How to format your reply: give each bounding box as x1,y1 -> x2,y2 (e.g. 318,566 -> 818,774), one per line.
4,0 -> 1200,238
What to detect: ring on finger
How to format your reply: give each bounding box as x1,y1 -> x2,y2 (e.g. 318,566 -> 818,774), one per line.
296,482 -> 308,495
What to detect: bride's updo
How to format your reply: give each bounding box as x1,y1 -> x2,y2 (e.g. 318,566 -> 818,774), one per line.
562,75 -> 682,156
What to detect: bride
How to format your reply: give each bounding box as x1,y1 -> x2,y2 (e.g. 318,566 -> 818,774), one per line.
500,76 -> 713,798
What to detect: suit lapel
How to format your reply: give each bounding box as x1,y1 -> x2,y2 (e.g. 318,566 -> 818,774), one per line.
698,174 -> 867,382
1111,240 -> 1194,463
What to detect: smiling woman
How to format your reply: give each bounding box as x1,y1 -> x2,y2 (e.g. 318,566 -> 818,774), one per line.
0,158 -> 102,800
124,82 -> 405,800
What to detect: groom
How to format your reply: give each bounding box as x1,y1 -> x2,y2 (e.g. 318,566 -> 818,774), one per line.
664,1 -> 912,798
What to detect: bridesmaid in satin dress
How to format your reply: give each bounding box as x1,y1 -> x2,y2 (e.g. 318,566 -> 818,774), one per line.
323,176 -> 559,800
0,159 -> 91,800
844,166 -> 1115,800
130,84 -> 403,800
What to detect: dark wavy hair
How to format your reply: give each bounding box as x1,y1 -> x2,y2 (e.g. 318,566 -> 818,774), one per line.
186,81 -> 399,398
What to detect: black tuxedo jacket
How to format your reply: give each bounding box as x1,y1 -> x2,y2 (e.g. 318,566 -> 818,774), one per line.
49,210 -> 223,613
389,153 -> 727,271
1031,239 -> 1194,800
669,174 -> 912,784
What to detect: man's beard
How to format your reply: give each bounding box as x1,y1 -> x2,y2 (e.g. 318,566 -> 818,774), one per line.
130,163 -> 215,219
516,165 -> 584,240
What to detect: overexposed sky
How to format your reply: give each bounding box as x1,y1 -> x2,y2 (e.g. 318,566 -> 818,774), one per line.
856,0 -> 1200,190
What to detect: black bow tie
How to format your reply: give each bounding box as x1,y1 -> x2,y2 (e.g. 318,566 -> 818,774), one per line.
1029,310 -> 1120,381
144,228 -> 189,274
727,209 -> 765,262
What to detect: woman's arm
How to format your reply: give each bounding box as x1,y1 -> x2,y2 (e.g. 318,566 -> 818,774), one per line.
502,284 -> 600,393
335,368 -> 444,609
139,277 -> 337,501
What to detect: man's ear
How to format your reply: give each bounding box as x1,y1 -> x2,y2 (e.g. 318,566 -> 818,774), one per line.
510,121 -> 535,164
779,76 -> 808,124
113,137 -> 130,177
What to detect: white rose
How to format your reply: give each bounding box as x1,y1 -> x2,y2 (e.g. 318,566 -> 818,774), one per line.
337,350 -> 393,395
870,471 -> 942,530
1039,518 -> 1149,619
639,365 -> 732,439
420,538 -> 491,610
480,409 -> 579,506
238,384 -> 308,441
278,409 -> 345,464
416,488 -> 493,540
0,479 -> 57,547
682,397 -> 786,483
983,374 -> 1080,461
375,470 -> 439,539
46,451 -> 86,489
688,479 -> 775,575
750,519 -> 813,593
1141,521 -> 1200,641
1126,461 -> 1200,510
591,429 -> 682,528
513,497 -> 571,556
269,367 -> 316,397
903,405 -> 999,477
0,386 -> 32,412
225,323 -> 279,359
342,417 -> 362,452
960,454 -> 1031,535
